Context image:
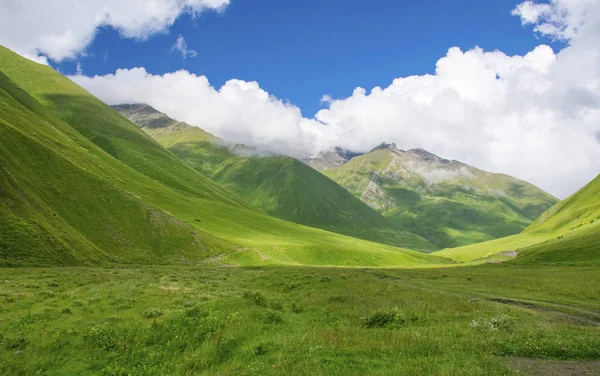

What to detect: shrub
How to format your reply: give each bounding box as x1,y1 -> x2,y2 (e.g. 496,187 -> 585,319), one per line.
290,302 -> 304,314
283,282 -> 300,292
270,299 -> 284,311
4,337 -> 28,351
320,276 -> 331,283
38,290 -> 55,298
470,314 -> 514,332
242,290 -> 266,307
88,325 -> 117,351
329,296 -> 349,303
263,309 -> 283,324
362,307 -> 409,328
143,308 -> 163,319
253,342 -> 272,356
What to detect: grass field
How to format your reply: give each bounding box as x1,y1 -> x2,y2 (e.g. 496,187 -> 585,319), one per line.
0,264 -> 598,375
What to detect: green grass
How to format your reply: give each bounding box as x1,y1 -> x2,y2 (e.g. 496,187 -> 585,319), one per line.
324,149 -> 557,249
113,105 -> 437,252
434,174 -> 600,265
0,45 -> 444,267
0,264 -> 598,375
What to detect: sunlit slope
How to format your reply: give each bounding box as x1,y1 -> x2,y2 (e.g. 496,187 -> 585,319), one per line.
435,173 -> 600,264
114,104 -> 437,252
0,46 -> 251,211
324,146 -> 557,248
0,46 -> 447,267
526,173 -> 600,233
0,71 -> 223,265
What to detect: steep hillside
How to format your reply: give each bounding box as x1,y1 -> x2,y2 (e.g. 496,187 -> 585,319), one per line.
322,143 -> 558,248
435,173 -> 600,264
0,45 -> 447,267
113,104 -> 437,252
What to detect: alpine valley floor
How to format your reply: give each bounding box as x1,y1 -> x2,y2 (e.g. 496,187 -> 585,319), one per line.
0,263 -> 598,375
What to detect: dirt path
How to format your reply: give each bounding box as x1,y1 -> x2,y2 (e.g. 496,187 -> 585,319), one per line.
508,358 -> 600,375
370,272 -> 600,326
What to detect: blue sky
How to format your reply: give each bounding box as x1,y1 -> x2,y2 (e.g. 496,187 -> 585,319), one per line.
54,0 -> 560,117
4,0 -> 597,197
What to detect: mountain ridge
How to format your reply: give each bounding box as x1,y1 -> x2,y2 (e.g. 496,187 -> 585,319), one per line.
321,144 -> 558,248
112,103 -> 438,252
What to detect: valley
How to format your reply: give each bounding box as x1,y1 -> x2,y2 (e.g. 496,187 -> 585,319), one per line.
0,32 -> 599,376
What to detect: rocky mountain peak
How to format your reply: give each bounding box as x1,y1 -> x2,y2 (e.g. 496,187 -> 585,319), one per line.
370,142 -> 401,152
111,103 -> 176,129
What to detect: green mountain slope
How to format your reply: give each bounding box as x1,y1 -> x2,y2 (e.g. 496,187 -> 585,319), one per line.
321,144 -> 558,248
435,173 -> 600,265
0,45 -> 447,267
113,104 -> 437,252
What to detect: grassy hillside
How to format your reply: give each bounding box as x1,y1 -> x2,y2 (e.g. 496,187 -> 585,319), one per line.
0,45 -> 446,267
435,173 -> 600,264
323,145 -> 558,248
113,104 -> 437,252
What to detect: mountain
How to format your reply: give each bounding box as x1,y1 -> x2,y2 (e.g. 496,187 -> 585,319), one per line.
113,104 -> 437,252
435,173 -> 600,265
0,45 -> 447,267
304,147 -> 364,171
321,143 -> 558,248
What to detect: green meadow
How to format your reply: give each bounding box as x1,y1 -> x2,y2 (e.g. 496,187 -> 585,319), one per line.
1,264 -> 599,375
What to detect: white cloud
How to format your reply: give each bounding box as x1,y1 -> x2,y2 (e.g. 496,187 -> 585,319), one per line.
320,94 -> 333,105
0,0 -> 229,62
512,0 -> 595,40
71,69 -> 329,157
171,35 -> 197,59
70,0 -> 600,199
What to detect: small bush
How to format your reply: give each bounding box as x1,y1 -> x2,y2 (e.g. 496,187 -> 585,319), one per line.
362,307 -> 409,328
270,299 -> 284,311
4,337 -> 28,351
320,276 -> 332,283
283,282 -> 300,292
253,342 -> 272,356
328,296 -> 348,303
184,305 -> 208,318
242,290 -> 266,307
263,309 -> 283,324
290,302 -> 304,314
470,314 -> 514,332
88,326 -> 117,351
38,290 -> 55,298
143,308 -> 163,319
62,307 -> 72,315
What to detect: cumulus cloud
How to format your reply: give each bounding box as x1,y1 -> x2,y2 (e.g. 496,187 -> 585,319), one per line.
0,0 -> 229,62
71,69 -> 329,157
171,35 -> 197,59
512,0 -> 595,40
70,0 -> 600,199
